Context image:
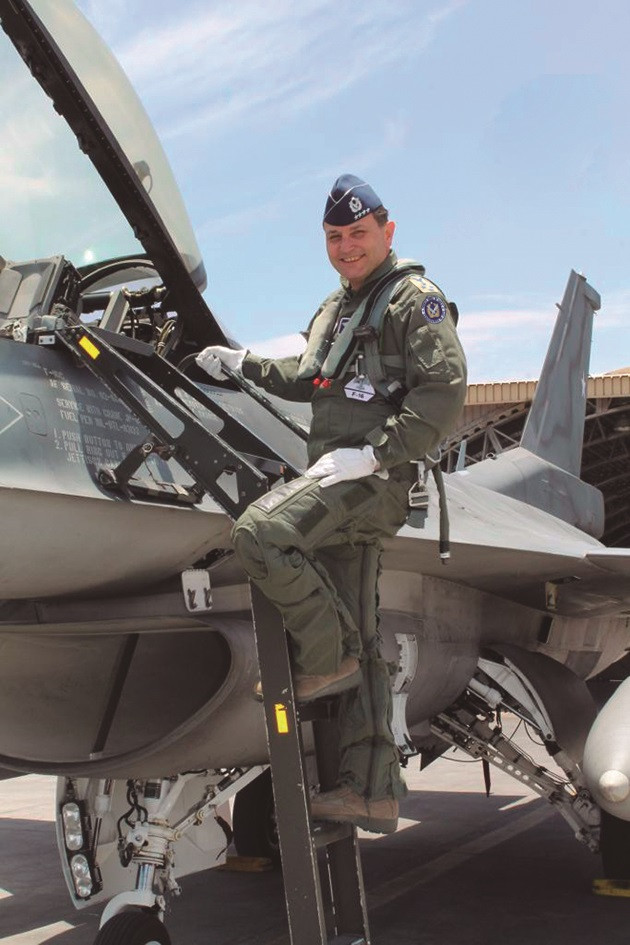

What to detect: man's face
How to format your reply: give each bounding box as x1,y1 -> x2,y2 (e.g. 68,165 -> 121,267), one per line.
324,214 -> 395,290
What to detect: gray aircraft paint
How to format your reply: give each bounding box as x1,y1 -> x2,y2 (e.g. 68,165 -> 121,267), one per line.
0,269 -> 627,787
0,8 -> 629,915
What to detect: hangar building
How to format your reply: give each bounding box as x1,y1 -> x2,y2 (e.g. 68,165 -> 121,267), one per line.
442,371 -> 630,548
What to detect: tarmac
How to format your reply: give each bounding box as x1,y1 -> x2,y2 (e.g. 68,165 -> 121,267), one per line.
1,726 -> 630,945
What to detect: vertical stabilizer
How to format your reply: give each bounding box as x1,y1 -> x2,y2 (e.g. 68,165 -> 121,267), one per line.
520,270 -> 600,475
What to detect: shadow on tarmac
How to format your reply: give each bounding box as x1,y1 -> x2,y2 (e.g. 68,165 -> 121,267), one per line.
1,788 -> 630,945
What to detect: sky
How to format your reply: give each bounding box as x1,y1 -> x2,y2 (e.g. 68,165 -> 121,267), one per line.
2,0 -> 630,381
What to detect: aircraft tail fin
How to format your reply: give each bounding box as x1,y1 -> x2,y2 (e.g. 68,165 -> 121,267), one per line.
520,270 -> 600,475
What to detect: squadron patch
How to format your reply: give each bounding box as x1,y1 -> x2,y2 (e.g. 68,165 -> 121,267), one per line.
409,275 -> 438,294
421,295 -> 448,324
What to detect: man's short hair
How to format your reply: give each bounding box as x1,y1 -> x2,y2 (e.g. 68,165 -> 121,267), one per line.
373,206 -> 389,227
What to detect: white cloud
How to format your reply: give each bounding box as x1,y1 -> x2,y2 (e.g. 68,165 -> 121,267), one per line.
247,333 -> 307,357
235,288 -> 628,385
458,307 -> 555,350
0,52 -> 140,262
110,1 -> 467,140
76,0 -> 130,42
0,70 -> 60,203
198,196 -> 283,239
460,284 -> 630,382
197,114 -> 410,237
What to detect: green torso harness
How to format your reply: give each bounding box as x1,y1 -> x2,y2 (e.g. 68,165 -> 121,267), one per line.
296,259 -> 453,404
297,259 -> 456,558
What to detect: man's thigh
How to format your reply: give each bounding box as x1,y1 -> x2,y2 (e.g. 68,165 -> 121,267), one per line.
234,474 -> 407,555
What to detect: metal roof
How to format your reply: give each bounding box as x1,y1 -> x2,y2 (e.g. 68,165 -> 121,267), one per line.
465,372 -> 630,406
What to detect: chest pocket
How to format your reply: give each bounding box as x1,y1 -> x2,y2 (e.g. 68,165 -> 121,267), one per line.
407,327 -> 454,381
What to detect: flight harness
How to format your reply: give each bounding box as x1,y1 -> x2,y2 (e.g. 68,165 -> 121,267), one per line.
299,259 -> 453,560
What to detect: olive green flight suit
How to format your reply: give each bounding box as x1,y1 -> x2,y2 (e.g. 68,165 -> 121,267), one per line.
232,251 -> 467,800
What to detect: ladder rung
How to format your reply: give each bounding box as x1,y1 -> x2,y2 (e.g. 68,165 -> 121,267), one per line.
328,935 -> 368,945
311,821 -> 353,849
251,565 -> 370,944
298,698 -> 340,723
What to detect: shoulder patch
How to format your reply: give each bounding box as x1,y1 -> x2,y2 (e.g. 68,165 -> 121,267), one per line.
409,275 -> 439,294
420,295 -> 448,324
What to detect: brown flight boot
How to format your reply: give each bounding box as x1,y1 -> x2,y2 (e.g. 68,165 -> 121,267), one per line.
253,656 -> 361,703
294,656 -> 361,702
310,786 -> 399,834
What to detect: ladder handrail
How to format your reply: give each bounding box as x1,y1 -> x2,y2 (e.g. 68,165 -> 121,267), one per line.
56,323 -> 277,519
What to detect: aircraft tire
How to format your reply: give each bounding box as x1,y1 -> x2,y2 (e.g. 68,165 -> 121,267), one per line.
600,809 -> 630,879
232,768 -> 280,868
93,910 -> 171,945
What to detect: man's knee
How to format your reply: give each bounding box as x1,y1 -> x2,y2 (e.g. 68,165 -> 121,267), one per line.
232,512 -> 269,581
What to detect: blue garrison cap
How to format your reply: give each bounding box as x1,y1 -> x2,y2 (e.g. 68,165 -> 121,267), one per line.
323,174 -> 383,226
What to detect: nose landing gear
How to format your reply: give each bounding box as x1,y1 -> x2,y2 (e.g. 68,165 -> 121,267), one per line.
57,767 -> 268,945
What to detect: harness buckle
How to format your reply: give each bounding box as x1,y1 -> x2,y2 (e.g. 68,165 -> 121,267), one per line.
352,325 -> 378,340
407,480 -> 429,510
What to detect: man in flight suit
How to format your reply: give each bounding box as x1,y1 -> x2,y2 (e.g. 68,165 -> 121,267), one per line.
196,174 -> 467,833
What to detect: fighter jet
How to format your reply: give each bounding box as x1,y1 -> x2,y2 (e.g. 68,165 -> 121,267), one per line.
1,1 -> 630,943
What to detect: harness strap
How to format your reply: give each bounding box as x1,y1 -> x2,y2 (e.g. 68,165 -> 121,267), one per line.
297,262 -> 427,385
360,279 -> 413,402
296,291 -> 344,382
326,263 -> 426,385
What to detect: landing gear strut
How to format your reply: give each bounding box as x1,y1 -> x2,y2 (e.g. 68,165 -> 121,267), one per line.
57,767 -> 267,944
430,652 -> 601,851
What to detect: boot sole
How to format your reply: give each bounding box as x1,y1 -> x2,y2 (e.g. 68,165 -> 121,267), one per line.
252,667 -> 362,704
296,668 -> 362,703
311,811 -> 398,834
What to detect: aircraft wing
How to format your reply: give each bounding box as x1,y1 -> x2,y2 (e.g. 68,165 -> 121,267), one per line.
383,476 -> 630,618
585,550 -> 630,576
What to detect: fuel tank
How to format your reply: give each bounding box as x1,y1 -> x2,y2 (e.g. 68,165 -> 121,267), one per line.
583,677 -> 630,820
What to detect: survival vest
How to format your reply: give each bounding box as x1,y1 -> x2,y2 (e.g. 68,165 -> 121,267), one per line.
297,260 -> 456,404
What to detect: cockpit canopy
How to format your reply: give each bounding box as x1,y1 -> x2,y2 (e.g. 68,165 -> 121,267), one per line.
0,0 -> 206,292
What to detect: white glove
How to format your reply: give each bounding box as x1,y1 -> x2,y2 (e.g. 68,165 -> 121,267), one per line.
196,345 -> 246,379
305,445 -> 388,488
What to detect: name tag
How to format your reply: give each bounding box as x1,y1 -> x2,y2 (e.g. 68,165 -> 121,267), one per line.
344,376 -> 375,402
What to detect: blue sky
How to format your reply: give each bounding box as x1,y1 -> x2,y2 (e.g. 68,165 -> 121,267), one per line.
6,1 -> 630,381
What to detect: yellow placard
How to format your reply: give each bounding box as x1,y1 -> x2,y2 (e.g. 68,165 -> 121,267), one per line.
78,335 -> 101,360
274,703 -> 289,734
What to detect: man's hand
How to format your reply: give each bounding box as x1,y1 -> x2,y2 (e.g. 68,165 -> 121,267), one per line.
196,345 -> 246,380
305,445 -> 387,488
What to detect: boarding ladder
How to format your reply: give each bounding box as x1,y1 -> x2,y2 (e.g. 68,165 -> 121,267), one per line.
56,322 -> 370,945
